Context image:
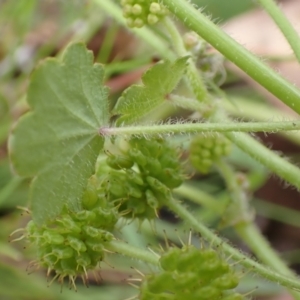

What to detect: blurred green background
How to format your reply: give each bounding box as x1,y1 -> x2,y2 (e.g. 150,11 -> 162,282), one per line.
0,1 -> 297,299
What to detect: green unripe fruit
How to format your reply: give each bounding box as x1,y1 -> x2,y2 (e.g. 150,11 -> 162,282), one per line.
74,210 -> 96,222
222,293 -> 244,300
194,286 -> 221,299
106,154 -> 134,170
213,273 -> 240,290
82,175 -> 99,209
160,247 -> 181,271
76,252 -> 92,267
52,247 -> 74,260
146,245 -> 244,300
190,133 -> 232,174
149,2 -> 161,14
146,189 -> 159,209
132,3 -> 143,15
67,236 -> 87,253
127,169 -> 144,185
148,14 -> 159,25
121,0 -> 167,28
24,199 -> 117,286
98,137 -> 184,221
56,215 -> 81,234
129,148 -> 148,166
42,231 -> 64,245
147,272 -> 175,294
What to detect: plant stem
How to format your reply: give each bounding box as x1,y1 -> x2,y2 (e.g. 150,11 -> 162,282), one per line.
257,0 -> 300,63
163,17 -> 208,101
101,119 -> 300,136
225,131 -> 300,190
167,198 -> 300,291
168,94 -> 212,113
223,96 -> 300,146
215,159 -> 300,298
235,222 -> 300,300
174,183 -> 224,214
160,0 -> 300,114
215,159 -> 253,225
106,240 -> 160,266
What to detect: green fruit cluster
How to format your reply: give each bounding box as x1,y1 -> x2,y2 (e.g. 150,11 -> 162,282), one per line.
189,133 -> 231,174
97,137 -> 184,220
121,0 -> 168,28
25,201 -> 117,285
140,245 -> 245,300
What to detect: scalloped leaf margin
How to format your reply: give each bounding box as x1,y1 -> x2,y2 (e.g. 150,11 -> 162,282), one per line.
9,43 -> 109,225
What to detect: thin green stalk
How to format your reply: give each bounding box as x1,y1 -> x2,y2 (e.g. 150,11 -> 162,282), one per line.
174,183 -> 224,214
168,94 -> 212,113
160,0 -> 300,114
257,0 -> 300,63
94,0 -> 175,60
215,159 -> 300,298
101,119 -> 300,136
96,23 -> 119,64
106,240 -> 160,266
235,223 -> 300,299
167,198 -> 300,291
214,159 -> 253,225
225,131 -> 300,190
223,96 -> 300,146
163,17 -> 208,101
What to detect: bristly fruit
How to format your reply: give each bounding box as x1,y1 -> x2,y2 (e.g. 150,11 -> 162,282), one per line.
121,0 -> 168,28
139,245 -> 246,300
97,137 -> 184,220
24,187 -> 118,289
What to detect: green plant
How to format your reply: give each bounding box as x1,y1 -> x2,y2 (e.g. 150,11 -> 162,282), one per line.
6,0 -> 300,299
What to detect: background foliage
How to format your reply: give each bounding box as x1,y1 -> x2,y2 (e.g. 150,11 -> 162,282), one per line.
1,0 -> 300,299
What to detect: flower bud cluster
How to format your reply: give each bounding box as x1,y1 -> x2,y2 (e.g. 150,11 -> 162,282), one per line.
121,0 -> 168,28
140,245 -> 245,300
189,133 -> 231,174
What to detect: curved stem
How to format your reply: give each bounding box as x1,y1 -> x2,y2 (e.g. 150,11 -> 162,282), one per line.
216,159 -> 300,299
257,0 -> 300,63
215,158 -> 253,225
167,198 -> 300,291
160,0 -> 300,114
174,183 -> 224,214
106,240 -> 160,266
225,131 -> 300,190
163,17 -> 208,101
235,223 -> 300,300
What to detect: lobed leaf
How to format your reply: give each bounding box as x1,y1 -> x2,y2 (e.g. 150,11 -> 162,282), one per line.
112,56 -> 189,125
9,43 -> 109,225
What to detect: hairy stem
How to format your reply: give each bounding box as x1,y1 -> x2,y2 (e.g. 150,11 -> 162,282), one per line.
167,198 -> 300,291
160,0 -> 300,114
216,159 -> 300,298
215,158 -> 253,225
235,223 -> 300,299
225,131 -> 300,190
163,17 -> 208,101
174,183 -> 224,214
257,0 -> 300,63
101,120 -> 300,136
